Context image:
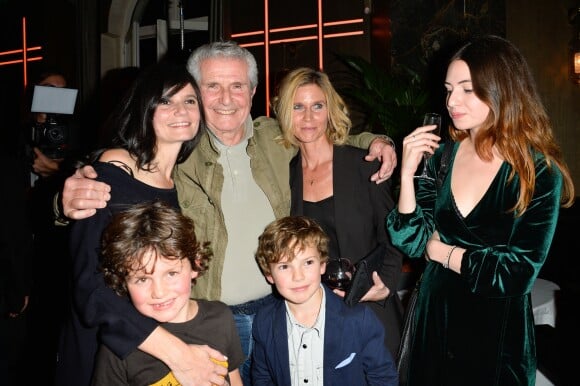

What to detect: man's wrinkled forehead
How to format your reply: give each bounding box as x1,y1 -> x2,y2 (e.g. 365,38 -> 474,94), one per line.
200,57 -> 249,80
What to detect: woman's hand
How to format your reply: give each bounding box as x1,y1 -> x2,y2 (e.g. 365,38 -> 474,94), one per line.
360,272 -> 390,302
400,125 -> 441,180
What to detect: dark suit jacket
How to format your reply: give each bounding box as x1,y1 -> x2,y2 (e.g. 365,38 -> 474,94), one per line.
290,145 -> 404,356
251,285 -> 398,385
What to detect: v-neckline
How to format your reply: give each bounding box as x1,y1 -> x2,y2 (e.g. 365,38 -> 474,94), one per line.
450,161 -> 506,220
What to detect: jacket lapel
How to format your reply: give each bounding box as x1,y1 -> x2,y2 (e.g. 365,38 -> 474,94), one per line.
272,300 -> 292,383
323,286 -> 346,383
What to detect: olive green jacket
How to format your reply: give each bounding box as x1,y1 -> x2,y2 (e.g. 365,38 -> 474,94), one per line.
174,116 -> 379,301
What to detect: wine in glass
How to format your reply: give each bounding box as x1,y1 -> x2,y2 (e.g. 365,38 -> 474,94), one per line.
322,258 -> 355,291
415,112 -> 442,180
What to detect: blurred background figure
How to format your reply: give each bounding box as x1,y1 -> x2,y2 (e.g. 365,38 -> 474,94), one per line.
18,66 -> 81,384
95,66 -> 141,148
0,144 -> 34,385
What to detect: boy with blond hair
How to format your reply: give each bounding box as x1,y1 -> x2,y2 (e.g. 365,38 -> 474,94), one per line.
252,215 -> 398,386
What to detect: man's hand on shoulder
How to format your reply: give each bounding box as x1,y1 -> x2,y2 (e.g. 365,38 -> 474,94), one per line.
366,136 -> 397,183
62,165 -> 111,220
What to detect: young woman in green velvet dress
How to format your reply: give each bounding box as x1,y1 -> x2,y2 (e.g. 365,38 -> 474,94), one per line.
387,35 -> 575,386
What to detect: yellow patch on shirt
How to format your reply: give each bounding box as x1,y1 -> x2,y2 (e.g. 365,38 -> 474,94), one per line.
149,371 -> 180,386
148,359 -> 227,386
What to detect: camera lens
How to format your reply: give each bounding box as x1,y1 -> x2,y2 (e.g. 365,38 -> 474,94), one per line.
46,126 -> 67,143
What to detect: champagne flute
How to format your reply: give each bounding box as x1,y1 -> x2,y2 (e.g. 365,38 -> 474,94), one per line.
415,113 -> 442,180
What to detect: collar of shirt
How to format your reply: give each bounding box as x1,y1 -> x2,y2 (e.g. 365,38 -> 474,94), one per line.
208,115 -> 254,150
285,285 -> 326,386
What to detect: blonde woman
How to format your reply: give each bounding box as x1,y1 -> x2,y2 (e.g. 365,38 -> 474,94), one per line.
273,67 -> 404,357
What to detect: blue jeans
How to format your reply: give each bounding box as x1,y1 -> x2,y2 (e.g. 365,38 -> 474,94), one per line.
229,294 -> 276,385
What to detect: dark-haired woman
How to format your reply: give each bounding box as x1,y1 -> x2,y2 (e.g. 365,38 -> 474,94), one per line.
55,62 -> 225,386
387,35 -> 575,386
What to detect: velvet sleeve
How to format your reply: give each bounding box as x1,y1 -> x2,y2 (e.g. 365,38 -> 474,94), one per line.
386,152 -> 440,259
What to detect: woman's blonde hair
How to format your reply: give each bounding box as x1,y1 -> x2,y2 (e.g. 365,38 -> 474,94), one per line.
271,67 -> 351,147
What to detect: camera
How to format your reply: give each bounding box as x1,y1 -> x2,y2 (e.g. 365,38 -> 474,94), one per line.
30,85 -> 78,159
31,114 -> 71,159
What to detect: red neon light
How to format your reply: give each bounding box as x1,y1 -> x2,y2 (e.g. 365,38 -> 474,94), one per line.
323,18 -> 363,27
318,0 -> 323,69
233,1 -> 366,114
231,30 -> 265,38
234,19 -> 360,39
264,0 -> 270,116
324,31 -> 364,38
0,17 -> 43,88
269,24 -> 317,33
0,57 -> 43,66
238,31 -> 364,46
0,47 -> 42,56
23,17 -> 28,86
270,36 -> 318,45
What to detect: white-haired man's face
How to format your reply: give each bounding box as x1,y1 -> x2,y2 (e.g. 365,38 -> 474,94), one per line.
197,57 -> 256,144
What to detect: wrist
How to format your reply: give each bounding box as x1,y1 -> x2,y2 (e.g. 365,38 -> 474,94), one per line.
140,327 -> 187,368
53,191 -> 70,226
375,135 -> 396,150
443,245 -> 457,269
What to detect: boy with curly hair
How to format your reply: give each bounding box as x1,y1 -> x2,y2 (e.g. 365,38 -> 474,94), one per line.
92,200 -> 243,386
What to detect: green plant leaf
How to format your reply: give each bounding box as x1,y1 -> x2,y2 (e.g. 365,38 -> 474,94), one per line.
334,54 -> 429,141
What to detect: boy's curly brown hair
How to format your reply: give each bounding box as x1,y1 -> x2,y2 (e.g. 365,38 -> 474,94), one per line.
100,200 -> 212,297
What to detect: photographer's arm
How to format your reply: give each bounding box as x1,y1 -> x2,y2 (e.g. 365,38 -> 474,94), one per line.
60,165 -> 111,220
32,147 -> 63,177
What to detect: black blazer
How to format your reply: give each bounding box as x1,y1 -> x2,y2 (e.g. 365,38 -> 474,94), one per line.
290,144 -> 403,356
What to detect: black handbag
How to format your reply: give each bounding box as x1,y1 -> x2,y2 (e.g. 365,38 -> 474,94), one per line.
396,276 -> 421,385
343,243 -> 386,306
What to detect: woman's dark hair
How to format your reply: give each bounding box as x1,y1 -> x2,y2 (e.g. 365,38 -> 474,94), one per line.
448,35 -> 574,213
102,61 -> 206,170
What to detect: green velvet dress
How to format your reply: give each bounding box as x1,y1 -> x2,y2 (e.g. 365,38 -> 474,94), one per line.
387,142 -> 563,386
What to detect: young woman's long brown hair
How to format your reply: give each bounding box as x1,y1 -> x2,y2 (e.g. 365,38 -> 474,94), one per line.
448,35 -> 574,215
